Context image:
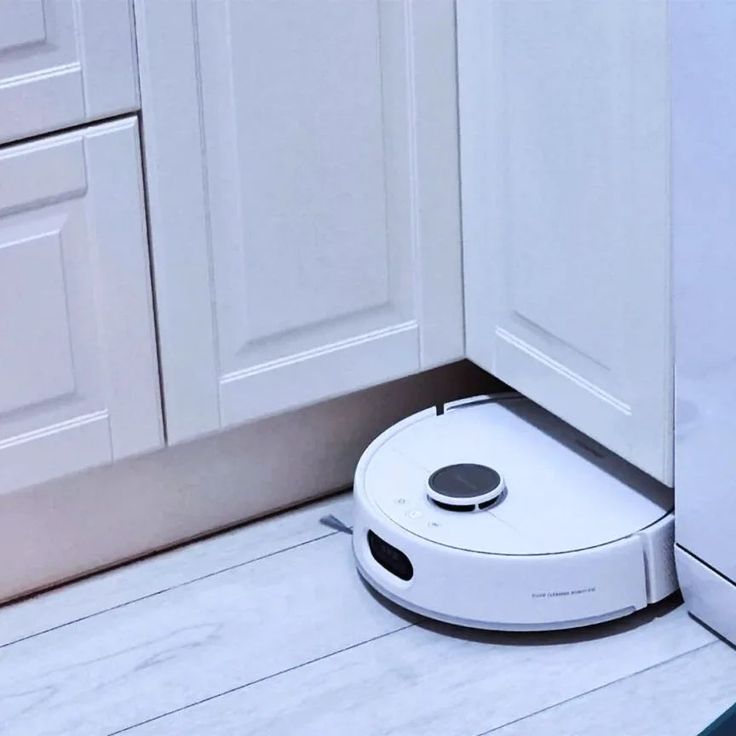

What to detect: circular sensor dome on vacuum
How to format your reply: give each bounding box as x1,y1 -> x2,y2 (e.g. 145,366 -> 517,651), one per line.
427,463 -> 505,511
352,394 -> 676,631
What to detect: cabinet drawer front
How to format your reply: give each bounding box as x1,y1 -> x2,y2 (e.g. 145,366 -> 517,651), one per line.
0,118 -> 162,493
0,0 -> 138,145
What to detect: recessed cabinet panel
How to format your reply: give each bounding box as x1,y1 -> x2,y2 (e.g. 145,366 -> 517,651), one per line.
0,1 -> 46,49
0,119 -> 163,493
0,0 -> 138,145
136,0 -> 464,441
0,231 -> 76,415
459,0 -> 672,482
197,1 -> 413,376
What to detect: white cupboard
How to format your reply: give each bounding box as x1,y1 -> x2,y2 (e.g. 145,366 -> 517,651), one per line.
0,0 -> 683,601
135,0 -> 464,443
458,0 -> 672,483
0,118 -> 163,493
0,0 -> 138,145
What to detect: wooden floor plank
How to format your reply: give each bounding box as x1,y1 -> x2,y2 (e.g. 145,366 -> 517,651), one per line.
489,640 -> 736,736
0,493 -> 352,648
1,492 -> 722,736
125,599 -> 713,736
0,528 -> 407,736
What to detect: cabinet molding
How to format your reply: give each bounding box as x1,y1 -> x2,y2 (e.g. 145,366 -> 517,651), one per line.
135,0 -> 464,443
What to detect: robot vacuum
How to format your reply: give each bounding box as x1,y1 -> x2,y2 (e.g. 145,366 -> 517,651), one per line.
353,394 -> 677,631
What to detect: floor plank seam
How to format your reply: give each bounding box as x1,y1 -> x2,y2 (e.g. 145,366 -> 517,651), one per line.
473,640 -> 718,735
0,530 -> 339,651
105,622 -> 416,736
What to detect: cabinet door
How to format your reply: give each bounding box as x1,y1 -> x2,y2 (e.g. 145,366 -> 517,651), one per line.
0,0 -> 138,145
135,0 -> 463,443
0,118 -> 163,493
458,0 -> 672,482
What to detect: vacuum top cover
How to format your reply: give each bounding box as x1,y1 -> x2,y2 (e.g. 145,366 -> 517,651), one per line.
363,397 -> 673,556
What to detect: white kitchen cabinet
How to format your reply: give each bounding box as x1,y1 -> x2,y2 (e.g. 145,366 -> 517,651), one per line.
458,0 -> 672,483
0,118 -> 163,493
0,0 -> 138,145
135,0 -> 464,443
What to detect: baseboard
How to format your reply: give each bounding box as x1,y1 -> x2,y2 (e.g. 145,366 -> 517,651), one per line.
675,544 -> 736,647
0,360 -> 502,604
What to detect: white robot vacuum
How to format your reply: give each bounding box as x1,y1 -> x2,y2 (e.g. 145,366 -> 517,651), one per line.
353,394 -> 677,631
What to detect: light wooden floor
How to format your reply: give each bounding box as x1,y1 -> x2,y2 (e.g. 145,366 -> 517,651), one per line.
1,492 -> 735,736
